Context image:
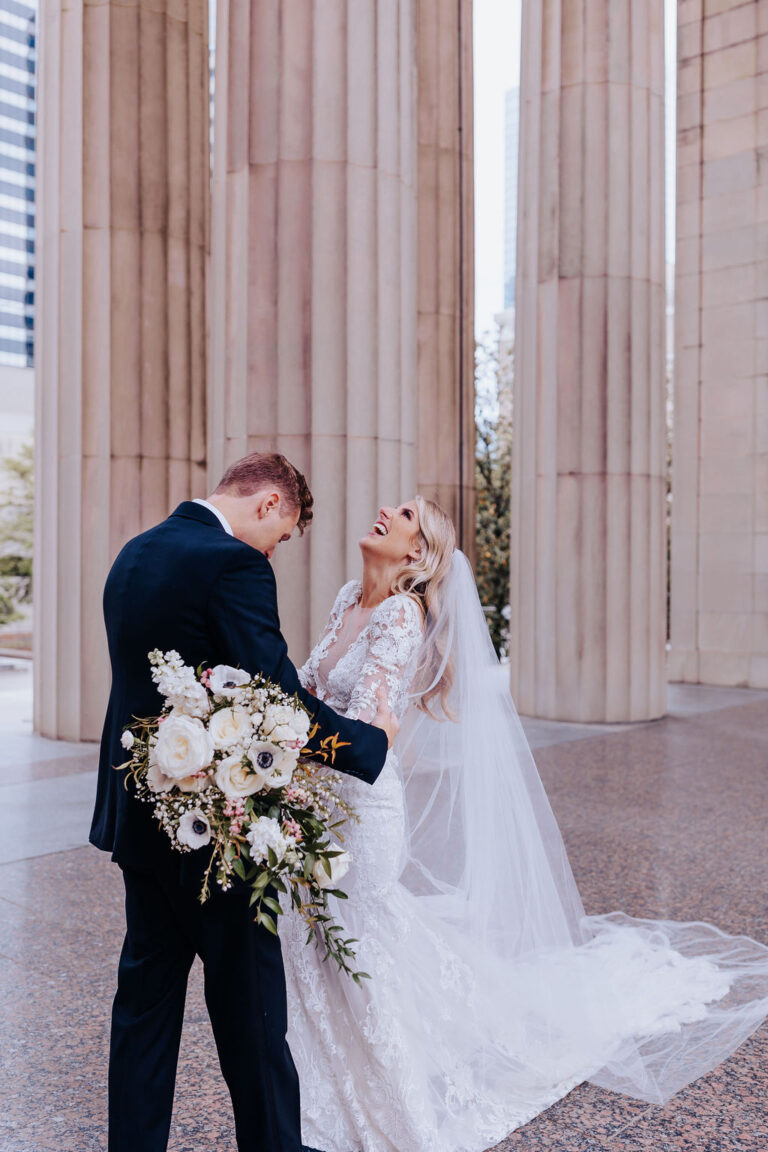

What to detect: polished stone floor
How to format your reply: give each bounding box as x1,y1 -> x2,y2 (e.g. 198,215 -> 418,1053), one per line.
1,656 -> 767,1151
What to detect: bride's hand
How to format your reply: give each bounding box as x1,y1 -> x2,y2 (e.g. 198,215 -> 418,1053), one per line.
371,684 -> 399,749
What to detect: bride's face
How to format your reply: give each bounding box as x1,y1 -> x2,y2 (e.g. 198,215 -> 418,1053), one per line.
360,501 -> 422,567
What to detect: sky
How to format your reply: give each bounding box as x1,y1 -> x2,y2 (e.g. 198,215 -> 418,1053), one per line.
473,0 -> 522,341
473,0 -> 678,339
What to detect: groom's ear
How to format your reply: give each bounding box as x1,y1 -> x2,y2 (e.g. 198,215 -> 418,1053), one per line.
256,490 -> 281,518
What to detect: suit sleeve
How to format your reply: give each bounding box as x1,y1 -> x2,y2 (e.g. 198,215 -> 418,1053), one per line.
208,548 -> 387,786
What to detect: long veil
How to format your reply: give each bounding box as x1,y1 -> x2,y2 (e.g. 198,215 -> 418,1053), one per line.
395,550 -> 768,1105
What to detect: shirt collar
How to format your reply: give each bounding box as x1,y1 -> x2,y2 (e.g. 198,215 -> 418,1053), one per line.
193,498 -> 234,536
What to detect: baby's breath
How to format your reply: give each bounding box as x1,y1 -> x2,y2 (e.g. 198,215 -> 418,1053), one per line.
116,651 -> 364,980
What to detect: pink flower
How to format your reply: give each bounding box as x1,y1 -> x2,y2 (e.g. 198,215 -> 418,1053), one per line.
225,797 -> 247,832
282,817 -> 303,843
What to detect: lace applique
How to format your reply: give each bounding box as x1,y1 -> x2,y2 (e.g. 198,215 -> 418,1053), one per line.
283,586 -> 582,1152
280,577 -> 748,1152
346,596 -> 423,722
297,580 -> 361,696
298,586 -> 423,723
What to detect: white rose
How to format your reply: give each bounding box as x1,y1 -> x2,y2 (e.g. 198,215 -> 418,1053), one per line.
215,752 -> 268,800
312,850 -> 352,890
120,730 -> 135,751
245,815 -> 293,864
208,705 -> 253,751
146,759 -> 175,793
248,740 -> 298,789
209,665 -> 251,699
153,713 -> 214,780
177,772 -> 209,793
177,809 -> 212,849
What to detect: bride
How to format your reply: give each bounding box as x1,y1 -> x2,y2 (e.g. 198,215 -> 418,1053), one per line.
281,496 -> 768,1152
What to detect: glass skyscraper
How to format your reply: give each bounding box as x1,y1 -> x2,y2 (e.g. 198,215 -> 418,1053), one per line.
0,0 -> 36,368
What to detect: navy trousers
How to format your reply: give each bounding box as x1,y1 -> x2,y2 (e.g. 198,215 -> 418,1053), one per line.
109,865 -> 301,1152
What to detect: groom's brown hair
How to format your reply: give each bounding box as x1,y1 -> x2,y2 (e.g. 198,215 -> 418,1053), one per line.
215,452 -> 314,534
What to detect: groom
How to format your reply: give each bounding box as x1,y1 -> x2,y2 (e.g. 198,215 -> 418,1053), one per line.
90,452 -> 394,1152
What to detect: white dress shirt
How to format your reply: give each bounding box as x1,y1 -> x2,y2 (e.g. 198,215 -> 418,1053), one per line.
193,498 -> 234,536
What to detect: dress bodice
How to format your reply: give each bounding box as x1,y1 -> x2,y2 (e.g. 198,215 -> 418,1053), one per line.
298,581 -> 424,723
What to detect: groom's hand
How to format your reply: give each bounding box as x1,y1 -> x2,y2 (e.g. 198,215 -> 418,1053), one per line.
372,684 -> 399,749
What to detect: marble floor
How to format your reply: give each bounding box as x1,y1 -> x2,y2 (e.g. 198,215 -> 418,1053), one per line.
1,656 -> 767,1151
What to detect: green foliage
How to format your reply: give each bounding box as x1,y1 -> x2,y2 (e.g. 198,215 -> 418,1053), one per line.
475,337 -> 513,658
0,441 -> 33,627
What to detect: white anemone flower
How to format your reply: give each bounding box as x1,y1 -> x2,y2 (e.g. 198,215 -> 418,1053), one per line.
177,809 -> 212,849
209,665 -> 251,699
248,740 -> 298,789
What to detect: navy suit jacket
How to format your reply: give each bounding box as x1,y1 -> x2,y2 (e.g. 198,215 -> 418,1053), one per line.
90,501 -> 388,870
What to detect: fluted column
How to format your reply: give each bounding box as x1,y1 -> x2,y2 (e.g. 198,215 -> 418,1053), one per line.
35,0 -> 209,739
510,0 -> 667,721
416,0 -> 475,557
209,0 -> 418,655
670,1 -> 768,688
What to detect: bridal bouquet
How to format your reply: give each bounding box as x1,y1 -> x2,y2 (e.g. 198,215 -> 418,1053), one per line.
117,650 -> 367,981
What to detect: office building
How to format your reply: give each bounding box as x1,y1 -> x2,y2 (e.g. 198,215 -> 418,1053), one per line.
0,0 -> 36,368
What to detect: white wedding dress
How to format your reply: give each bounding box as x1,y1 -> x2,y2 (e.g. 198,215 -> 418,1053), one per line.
282,560 -> 768,1152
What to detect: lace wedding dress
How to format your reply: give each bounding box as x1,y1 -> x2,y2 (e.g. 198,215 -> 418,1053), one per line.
281,566 -> 768,1152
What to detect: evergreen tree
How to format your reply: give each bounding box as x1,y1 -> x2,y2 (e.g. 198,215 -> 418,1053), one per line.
0,441 -> 33,627
475,335 -> 513,658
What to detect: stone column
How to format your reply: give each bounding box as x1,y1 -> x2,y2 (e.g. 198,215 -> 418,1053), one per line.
510,0 -> 667,721
209,0 -> 419,656
670,0 -> 768,688
35,0 -> 209,739
416,0 -> 475,557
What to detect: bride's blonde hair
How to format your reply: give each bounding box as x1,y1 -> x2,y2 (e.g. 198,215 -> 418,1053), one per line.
390,495 -> 456,719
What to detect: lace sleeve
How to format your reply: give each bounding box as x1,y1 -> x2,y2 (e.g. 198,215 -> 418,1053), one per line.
346,595 -> 424,723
